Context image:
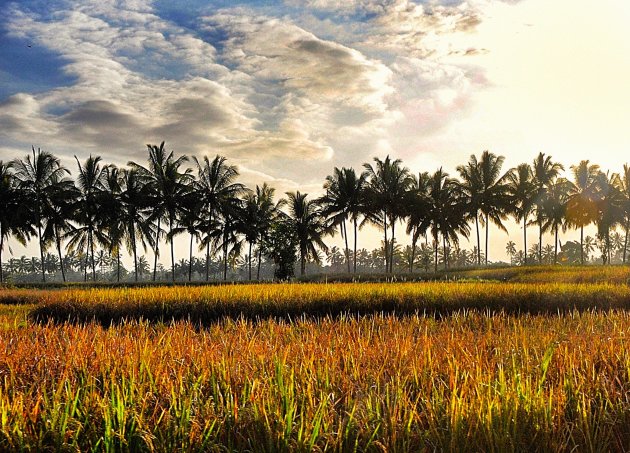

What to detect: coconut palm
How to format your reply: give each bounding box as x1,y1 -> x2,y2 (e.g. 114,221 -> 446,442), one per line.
11,147 -> 72,282
119,168 -> 154,282
565,160 -> 600,264
362,156 -> 414,273
405,172 -> 430,273
130,142 -> 193,282
319,167 -> 367,274
168,191 -> 202,281
506,163 -> 536,265
532,153 -> 564,264
423,168 -> 470,272
0,161 -> 34,283
615,164 -> 630,264
66,155 -> 110,281
595,171 -> 624,264
542,178 -> 570,263
41,176 -> 79,282
505,240 -> 517,265
193,155 -> 245,281
240,184 -> 281,281
285,191 -> 331,276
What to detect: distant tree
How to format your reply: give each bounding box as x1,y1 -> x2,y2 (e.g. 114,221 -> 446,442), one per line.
506,163 -> 536,265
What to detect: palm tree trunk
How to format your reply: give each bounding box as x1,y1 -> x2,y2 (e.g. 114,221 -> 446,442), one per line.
55,225 -> 66,282
189,232 -> 194,282
538,222 -> 543,265
433,231 -> 438,273
580,226 -> 584,265
475,214 -> 481,265
153,217 -> 161,282
0,233 -> 4,284
89,229 -> 96,281
38,222 -> 46,283
485,213 -> 489,266
248,241 -> 253,281
624,219 -> 629,264
443,234 -> 448,270
223,228 -> 228,281
116,250 -> 121,283
390,219 -> 396,274
300,245 -> 306,276
353,217 -> 358,274
554,225 -> 558,264
205,240 -> 210,282
170,219 -> 175,283
383,210 -> 388,273
131,222 -> 138,282
342,220 -> 351,274
257,247 -> 262,280
523,214 -> 527,266
84,240 -> 89,282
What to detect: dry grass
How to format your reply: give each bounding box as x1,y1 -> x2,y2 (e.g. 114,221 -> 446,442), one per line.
1,276 -> 630,451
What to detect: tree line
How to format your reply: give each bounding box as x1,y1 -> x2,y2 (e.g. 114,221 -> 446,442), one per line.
1,144 -> 629,283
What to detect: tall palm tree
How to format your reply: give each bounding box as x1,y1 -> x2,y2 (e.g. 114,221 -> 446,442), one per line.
168,191 -> 202,282
241,184 -> 281,281
42,177 -> 78,282
362,156 -> 413,273
130,142 -> 193,282
193,155 -> 245,281
67,155 -> 109,281
285,191 -> 331,276
456,156 -> 483,265
532,152 -> 564,264
423,168 -> 470,272
477,151 -> 510,265
506,163 -> 536,265
12,147 -> 71,282
101,165 -> 126,282
542,178 -> 570,264
319,167 -> 367,274
405,172 -> 430,273
120,168 -> 154,282
565,160 -> 600,264
0,161 -> 34,283
615,164 -> 630,264
595,171 -> 624,264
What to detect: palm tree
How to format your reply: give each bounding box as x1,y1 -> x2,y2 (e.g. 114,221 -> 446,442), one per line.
615,164 -> 630,264
405,172 -> 430,273
285,191 -> 331,276
130,142 -> 193,282
241,184 -> 281,281
362,156 -> 413,273
12,147 -> 71,282
532,153 -> 564,264
0,161 -> 34,283
542,178 -> 570,263
506,163 -> 536,265
42,177 -> 78,282
101,165 -> 126,282
319,167 -> 367,274
120,168 -> 154,282
193,155 -> 245,281
566,160 -> 600,264
595,171 -> 624,264
168,191 -> 202,281
67,155 -> 109,281
456,156 -> 483,264
505,240 -> 517,265
423,168 -> 470,272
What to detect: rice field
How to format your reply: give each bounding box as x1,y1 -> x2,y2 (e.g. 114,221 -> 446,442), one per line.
3,272 -> 630,451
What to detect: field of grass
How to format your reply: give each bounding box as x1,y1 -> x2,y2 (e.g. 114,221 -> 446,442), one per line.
3,267 -> 630,451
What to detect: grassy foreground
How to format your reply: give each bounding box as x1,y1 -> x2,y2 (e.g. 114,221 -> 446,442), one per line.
3,275 -> 630,451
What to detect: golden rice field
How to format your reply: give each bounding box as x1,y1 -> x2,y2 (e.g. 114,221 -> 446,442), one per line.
3,273 -> 630,451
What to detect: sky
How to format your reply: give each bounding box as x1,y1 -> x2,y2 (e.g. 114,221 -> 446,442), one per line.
2,0 -> 630,264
